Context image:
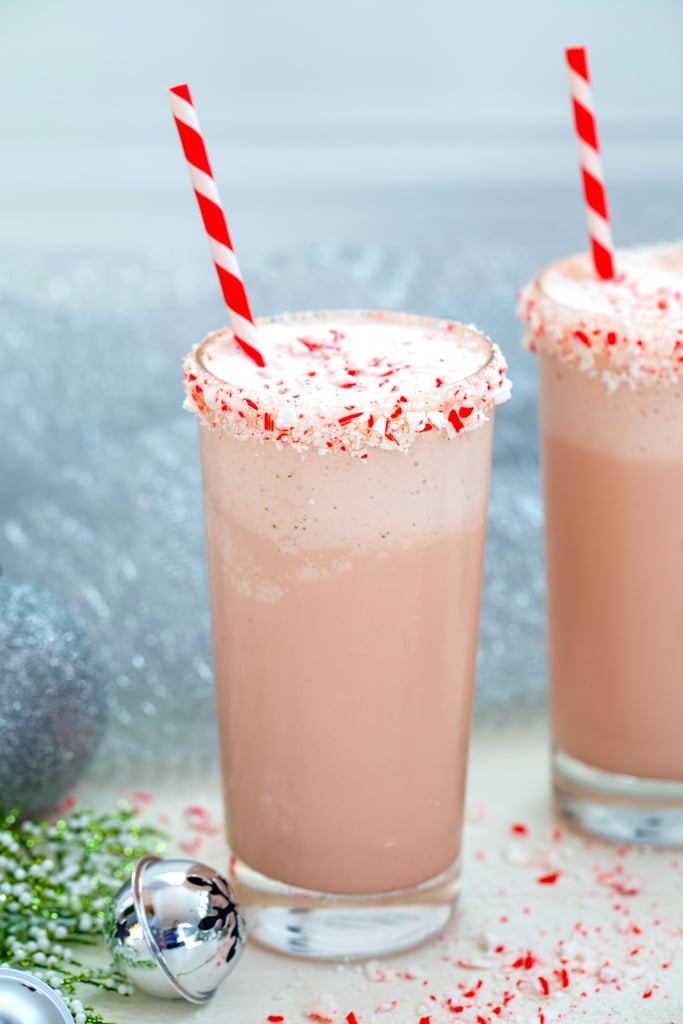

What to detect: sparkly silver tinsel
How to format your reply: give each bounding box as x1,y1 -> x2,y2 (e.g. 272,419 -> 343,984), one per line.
0,580 -> 107,814
0,243 -> 545,782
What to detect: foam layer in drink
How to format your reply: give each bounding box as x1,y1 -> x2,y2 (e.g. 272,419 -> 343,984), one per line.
519,244 -> 683,388
540,354 -> 683,461
202,426 -> 491,562
184,310 -> 509,455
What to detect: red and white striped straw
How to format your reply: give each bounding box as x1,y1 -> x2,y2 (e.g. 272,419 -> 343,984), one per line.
168,83 -> 265,367
565,47 -> 615,280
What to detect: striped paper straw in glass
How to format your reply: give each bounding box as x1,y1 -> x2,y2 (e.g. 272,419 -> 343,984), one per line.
168,83 -> 265,366
565,47 -> 615,280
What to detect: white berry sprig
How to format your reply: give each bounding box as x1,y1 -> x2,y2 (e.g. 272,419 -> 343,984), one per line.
0,804 -> 166,1024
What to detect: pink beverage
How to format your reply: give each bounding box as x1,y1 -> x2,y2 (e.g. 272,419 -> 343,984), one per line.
184,310 -> 510,958
519,244 -> 683,844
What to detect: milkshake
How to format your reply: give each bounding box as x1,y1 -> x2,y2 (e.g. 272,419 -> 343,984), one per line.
519,244 -> 683,844
184,310 -> 510,957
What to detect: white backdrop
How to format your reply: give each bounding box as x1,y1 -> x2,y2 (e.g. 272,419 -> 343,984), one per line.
3,0 -> 683,255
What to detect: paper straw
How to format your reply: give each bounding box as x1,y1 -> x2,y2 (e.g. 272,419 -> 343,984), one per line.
168,84 -> 265,367
565,47 -> 615,280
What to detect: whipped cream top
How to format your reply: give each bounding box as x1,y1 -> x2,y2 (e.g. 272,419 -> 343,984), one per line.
518,244 -> 683,388
183,310 -> 510,455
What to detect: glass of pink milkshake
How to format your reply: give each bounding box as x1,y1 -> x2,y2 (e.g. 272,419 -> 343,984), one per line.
183,309 -> 510,958
520,243 -> 683,844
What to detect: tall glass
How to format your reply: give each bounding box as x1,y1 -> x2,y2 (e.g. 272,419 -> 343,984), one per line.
184,310 -> 509,957
520,244 -> 683,844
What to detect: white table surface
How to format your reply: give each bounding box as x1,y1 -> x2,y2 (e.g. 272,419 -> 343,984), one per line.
81,721 -> 683,1024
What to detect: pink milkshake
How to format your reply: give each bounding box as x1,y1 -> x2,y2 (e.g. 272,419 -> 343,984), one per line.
519,244 -> 683,844
184,310 -> 510,957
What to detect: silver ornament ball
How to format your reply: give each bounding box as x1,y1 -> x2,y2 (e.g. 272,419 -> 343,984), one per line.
106,855 -> 246,1003
0,580 -> 107,816
0,968 -> 73,1024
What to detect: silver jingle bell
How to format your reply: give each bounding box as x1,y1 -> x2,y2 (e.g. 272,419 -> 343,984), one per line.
106,855 -> 246,1004
0,967 -> 73,1024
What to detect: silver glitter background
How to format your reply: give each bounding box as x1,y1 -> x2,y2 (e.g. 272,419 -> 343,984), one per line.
0,237 -> 574,783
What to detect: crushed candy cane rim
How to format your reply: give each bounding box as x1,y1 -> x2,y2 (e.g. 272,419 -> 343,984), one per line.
518,245 -> 683,389
183,309 -> 511,455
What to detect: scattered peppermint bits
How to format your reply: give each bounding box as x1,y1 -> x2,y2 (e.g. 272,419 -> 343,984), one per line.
243,809 -> 683,1024
518,243 -> 683,388
183,310 -> 510,456
306,994 -> 339,1021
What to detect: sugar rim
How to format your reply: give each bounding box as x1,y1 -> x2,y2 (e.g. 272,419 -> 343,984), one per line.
184,309 -> 510,455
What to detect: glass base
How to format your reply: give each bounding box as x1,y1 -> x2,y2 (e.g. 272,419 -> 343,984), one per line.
553,746 -> 683,845
229,854 -> 460,960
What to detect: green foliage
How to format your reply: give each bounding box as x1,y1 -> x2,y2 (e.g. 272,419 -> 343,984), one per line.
0,804 -> 165,1024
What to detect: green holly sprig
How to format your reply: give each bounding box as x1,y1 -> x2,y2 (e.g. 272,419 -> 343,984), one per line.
0,804 -> 166,1024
